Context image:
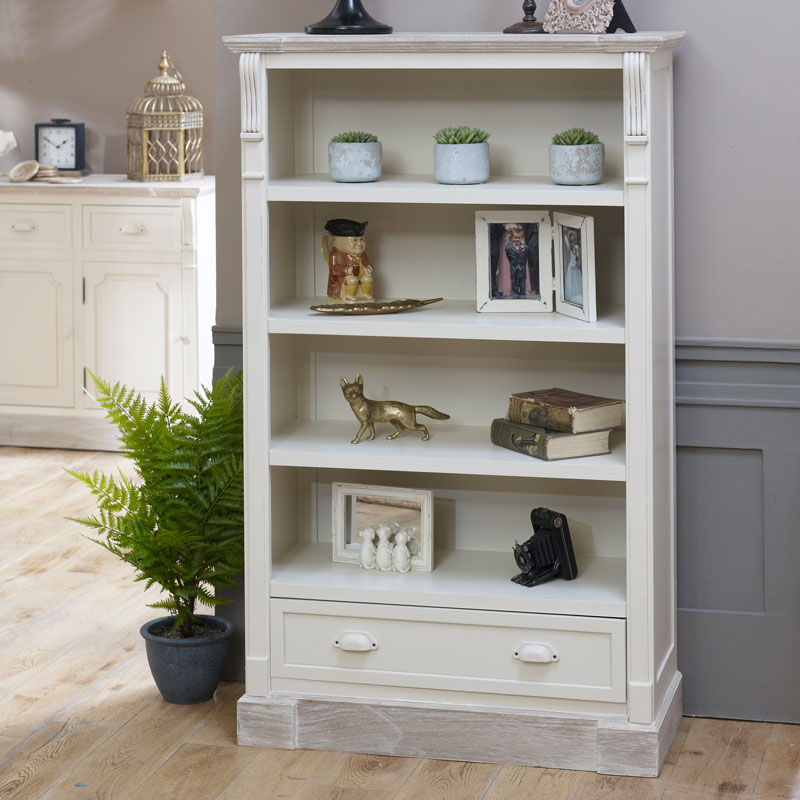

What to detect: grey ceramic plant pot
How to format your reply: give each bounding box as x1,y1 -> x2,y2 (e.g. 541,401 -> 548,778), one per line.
434,142 -> 490,185
140,615 -> 234,705
328,141 -> 382,182
549,143 -> 605,185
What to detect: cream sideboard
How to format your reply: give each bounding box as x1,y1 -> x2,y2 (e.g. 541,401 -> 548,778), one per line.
0,175 -> 215,449
224,32 -> 684,776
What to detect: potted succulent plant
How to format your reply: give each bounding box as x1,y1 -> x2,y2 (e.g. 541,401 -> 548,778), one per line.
549,127 -> 605,185
329,130 -> 382,182
67,369 -> 244,705
433,126 -> 491,185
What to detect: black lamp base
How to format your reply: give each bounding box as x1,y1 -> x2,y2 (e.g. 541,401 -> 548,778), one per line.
305,0 -> 392,34
503,0 -> 546,34
503,19 -> 545,34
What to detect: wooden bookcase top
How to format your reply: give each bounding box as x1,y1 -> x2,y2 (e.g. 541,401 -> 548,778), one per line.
223,31 -> 686,55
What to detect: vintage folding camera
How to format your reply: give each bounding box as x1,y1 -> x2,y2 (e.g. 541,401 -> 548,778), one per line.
511,507 -> 579,587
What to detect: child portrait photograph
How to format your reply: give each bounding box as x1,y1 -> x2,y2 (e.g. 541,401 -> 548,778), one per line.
490,222 -> 540,300
475,210 -> 552,313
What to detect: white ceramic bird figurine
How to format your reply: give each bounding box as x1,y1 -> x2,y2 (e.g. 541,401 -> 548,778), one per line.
405,526 -> 419,557
358,528 -> 377,570
392,530 -> 411,573
375,525 -> 394,572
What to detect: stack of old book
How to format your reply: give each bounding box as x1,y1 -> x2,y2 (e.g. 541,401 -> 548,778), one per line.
491,388 -> 625,461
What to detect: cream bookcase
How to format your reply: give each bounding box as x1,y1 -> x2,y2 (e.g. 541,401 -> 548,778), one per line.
224,32 -> 684,776
0,175 -> 215,449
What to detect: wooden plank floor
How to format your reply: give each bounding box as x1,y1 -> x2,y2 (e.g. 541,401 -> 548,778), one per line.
1,446 -> 798,800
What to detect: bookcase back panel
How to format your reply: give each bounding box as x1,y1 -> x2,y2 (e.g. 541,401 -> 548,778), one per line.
266,69 -> 624,179
271,466 -> 626,559
268,202 -> 625,307
269,335 -> 624,431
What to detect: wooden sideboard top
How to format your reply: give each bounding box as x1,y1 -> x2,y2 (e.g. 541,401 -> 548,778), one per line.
0,174 -> 216,198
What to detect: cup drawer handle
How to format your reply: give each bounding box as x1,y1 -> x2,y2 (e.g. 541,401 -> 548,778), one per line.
514,642 -> 559,663
334,631 -> 379,652
11,221 -> 37,232
119,223 -> 145,235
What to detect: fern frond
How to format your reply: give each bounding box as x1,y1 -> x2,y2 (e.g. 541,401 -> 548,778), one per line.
67,368 -> 244,638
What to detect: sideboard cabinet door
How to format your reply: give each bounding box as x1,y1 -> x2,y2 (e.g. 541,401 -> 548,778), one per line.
82,262 -> 183,406
0,259 -> 73,407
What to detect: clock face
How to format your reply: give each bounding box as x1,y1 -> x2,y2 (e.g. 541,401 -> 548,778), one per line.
37,127 -> 77,168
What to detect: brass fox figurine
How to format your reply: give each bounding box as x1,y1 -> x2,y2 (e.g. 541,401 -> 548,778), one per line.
340,374 -> 450,444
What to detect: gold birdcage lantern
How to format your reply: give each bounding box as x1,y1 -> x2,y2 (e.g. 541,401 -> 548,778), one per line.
126,51 -> 203,181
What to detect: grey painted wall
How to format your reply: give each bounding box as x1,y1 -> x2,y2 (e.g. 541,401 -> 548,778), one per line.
0,0 -> 217,175
212,0 -> 800,341
3,1 -> 796,340
4,0 -> 799,717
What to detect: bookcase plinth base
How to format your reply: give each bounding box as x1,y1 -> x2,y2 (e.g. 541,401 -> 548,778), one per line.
236,672 -> 682,777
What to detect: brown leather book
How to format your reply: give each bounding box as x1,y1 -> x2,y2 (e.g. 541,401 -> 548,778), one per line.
508,388 -> 624,434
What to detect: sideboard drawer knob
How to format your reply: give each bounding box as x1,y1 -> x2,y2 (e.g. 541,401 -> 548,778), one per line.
119,223 -> 145,235
11,221 -> 37,233
334,631 -> 379,652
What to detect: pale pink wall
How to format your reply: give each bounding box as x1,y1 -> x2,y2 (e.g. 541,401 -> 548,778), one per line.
3,1 -> 797,341
213,0 -> 800,341
624,0 -> 800,342
0,0 -> 216,175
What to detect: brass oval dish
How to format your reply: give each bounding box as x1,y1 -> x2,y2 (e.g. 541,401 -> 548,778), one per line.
309,298 -> 443,316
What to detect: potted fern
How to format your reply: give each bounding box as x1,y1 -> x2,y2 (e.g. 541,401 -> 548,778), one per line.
329,130 -> 382,182
433,126 -> 490,185
549,127 -> 605,185
67,369 -> 244,704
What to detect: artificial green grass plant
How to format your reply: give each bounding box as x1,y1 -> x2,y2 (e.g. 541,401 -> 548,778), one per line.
433,126 -> 490,145
551,127 -> 601,146
330,131 -> 379,143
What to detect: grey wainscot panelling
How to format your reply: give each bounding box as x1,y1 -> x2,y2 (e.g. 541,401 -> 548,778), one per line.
213,325 -> 245,681
676,339 -> 800,722
214,331 -> 800,719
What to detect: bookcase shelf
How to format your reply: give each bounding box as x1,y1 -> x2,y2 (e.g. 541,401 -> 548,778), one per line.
229,31 -> 684,775
266,173 -> 626,207
270,420 -> 627,481
271,543 -> 627,618
268,299 -> 626,344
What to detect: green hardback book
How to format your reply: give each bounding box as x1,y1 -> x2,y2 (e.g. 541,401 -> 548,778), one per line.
490,418 -> 611,461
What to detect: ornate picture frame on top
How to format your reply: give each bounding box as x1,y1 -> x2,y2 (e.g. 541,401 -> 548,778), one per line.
543,0 -> 615,34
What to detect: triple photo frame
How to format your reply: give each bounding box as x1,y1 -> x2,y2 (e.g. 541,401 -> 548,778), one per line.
475,210 -> 597,323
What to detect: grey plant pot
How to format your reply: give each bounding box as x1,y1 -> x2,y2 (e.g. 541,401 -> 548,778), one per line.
434,142 -> 490,185
140,615 -> 234,705
549,143 -> 605,185
328,141 -> 382,182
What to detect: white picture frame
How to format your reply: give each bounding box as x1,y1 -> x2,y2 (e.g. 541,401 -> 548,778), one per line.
475,210 -> 553,313
332,483 -> 433,571
553,211 -> 597,323
543,0 -> 615,34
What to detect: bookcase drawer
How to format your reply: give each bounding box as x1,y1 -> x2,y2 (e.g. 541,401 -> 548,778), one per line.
271,599 -> 626,703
